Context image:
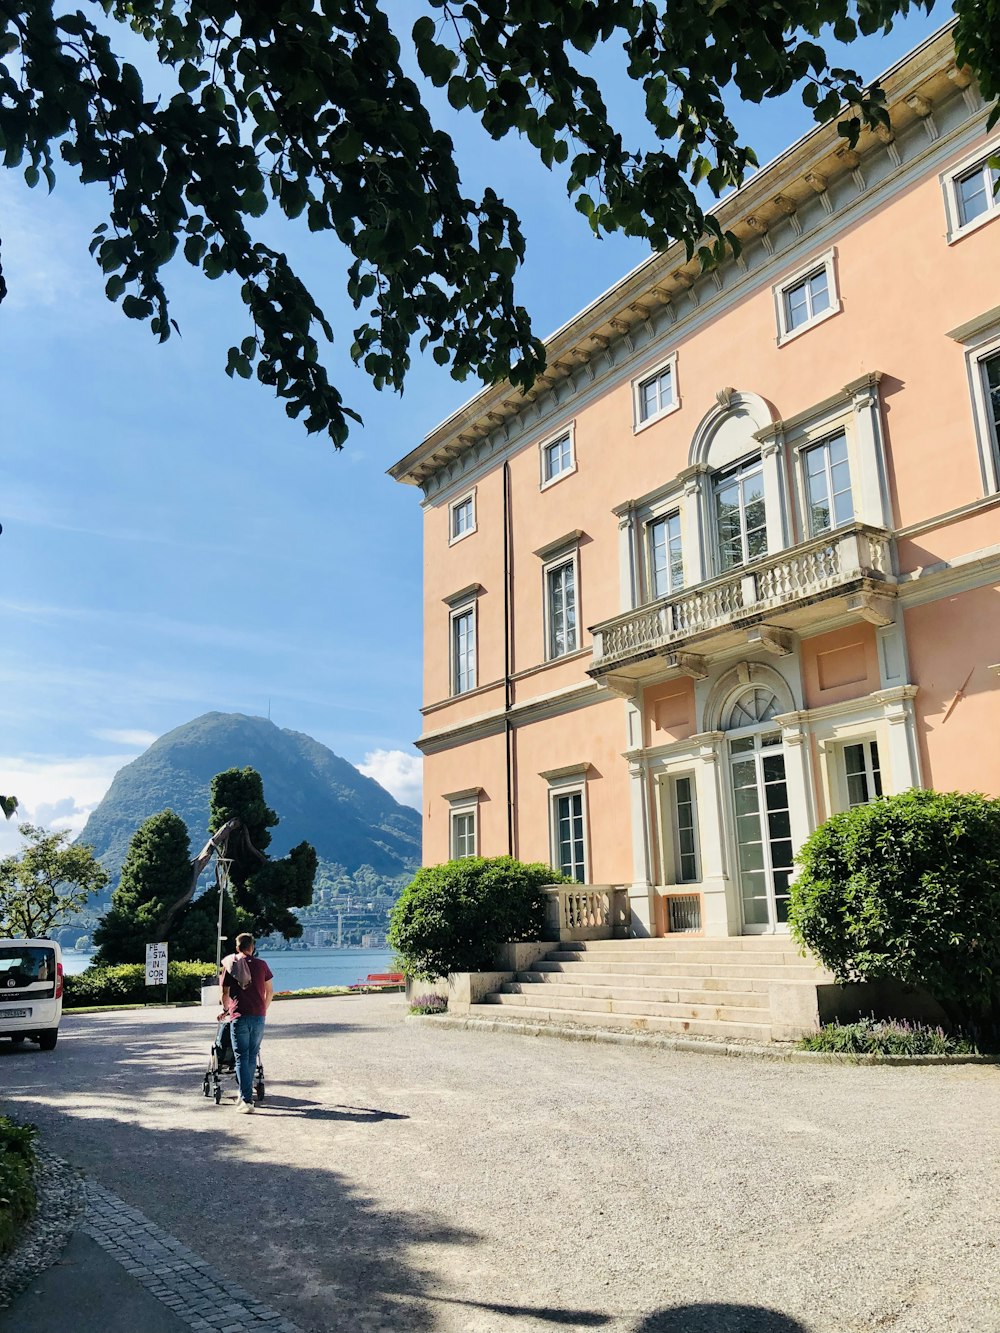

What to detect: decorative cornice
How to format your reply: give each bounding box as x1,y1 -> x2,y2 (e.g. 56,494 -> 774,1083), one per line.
390,26 -> 979,490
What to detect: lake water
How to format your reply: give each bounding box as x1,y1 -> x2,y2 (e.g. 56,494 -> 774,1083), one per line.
62,946 -> 398,991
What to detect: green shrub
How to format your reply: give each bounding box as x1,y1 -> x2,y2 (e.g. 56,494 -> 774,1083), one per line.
64,960 -> 217,1008
799,1018 -> 978,1057
388,856 -> 568,980
0,1117 -> 37,1256
789,789 -> 1000,1028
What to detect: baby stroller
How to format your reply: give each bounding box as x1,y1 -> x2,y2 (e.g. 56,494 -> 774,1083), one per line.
202,1018 -> 265,1106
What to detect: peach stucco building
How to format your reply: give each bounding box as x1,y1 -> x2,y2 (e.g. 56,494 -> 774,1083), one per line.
391,27 -> 1000,939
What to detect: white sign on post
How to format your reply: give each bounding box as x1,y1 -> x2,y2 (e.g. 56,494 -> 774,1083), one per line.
145,942 -> 168,987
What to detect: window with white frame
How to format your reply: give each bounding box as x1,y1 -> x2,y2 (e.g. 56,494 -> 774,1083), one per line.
450,604 -> 476,695
803,431 -> 854,534
648,512 -> 684,598
774,250 -> 839,344
450,806 -> 477,858
540,429 -> 575,488
545,557 -> 578,658
633,354 -> 678,431
843,740 -> 883,807
982,349 -> 1000,467
671,775 -> 700,883
449,492 -> 476,543
551,789 -> 586,882
944,144 -> 1000,240
714,455 -> 767,571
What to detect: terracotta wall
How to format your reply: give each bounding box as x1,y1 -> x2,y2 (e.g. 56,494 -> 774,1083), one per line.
905,584 -> 1000,796
801,623 -> 881,711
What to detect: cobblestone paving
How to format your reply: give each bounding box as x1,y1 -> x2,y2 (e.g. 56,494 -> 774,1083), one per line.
82,1180 -> 303,1333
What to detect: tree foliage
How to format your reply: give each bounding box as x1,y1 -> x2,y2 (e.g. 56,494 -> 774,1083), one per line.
789,789 -> 1000,1028
209,766 -> 316,940
388,855 -> 568,979
0,822 -> 109,937
91,808 -> 192,964
2,2 -> 996,445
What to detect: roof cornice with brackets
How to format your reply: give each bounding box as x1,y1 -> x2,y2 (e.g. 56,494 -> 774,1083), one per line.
390,25 -> 976,490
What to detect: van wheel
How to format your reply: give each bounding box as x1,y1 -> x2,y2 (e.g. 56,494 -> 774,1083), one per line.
10,1035 -> 25,1045
38,1029 -> 58,1051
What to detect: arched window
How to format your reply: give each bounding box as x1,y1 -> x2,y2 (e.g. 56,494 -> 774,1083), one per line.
723,686 -> 780,731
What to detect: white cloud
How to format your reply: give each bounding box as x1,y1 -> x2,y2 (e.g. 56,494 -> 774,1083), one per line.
356,749 -> 422,810
0,752 -> 137,856
91,728 -> 158,748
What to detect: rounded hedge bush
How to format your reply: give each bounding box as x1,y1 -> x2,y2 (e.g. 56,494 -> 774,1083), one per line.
789,789 -> 1000,1025
387,856 -> 568,980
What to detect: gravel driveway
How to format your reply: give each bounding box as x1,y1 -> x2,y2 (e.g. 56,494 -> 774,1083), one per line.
2,994 -> 998,1333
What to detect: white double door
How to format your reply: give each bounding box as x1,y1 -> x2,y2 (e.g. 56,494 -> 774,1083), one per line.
729,731 -> 794,932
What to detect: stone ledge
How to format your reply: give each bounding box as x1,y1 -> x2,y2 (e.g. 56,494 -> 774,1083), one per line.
406,1013 -> 1000,1066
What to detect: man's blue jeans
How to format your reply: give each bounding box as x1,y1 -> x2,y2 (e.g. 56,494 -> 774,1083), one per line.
231,1013 -> 265,1104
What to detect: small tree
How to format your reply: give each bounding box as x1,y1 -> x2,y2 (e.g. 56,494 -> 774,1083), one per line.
92,810 -> 192,965
388,856 -> 568,980
0,824 -> 109,938
789,789 -> 1000,1029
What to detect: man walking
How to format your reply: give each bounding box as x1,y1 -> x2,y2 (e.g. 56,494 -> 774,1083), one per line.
220,933 -> 273,1113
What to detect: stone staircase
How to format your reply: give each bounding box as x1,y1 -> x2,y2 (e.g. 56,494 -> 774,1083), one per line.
477,936 -> 831,1043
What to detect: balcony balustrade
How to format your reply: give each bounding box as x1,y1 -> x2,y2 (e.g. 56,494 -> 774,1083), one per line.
590,523 -> 893,679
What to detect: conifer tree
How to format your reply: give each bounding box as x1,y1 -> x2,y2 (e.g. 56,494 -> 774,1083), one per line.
92,809 -> 191,965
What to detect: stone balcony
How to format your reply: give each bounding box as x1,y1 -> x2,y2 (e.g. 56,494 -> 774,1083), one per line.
589,523 -> 894,684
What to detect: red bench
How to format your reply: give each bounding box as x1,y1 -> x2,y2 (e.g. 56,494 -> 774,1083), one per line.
349,972 -> 404,992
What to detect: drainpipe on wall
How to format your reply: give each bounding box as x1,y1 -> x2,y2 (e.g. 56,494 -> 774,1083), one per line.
503,459 -> 515,857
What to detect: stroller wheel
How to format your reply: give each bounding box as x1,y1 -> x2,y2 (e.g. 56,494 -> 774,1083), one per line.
214,1085 -> 222,1105
202,1073 -> 211,1098
254,1077 -> 265,1105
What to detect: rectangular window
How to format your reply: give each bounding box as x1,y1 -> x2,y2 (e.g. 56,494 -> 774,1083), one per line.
450,809 -> 477,859
774,250 -> 838,343
785,267 -> 830,331
648,512 -> 684,598
632,354 -> 679,431
541,432 -> 574,486
546,559 -> 578,658
804,431 -> 854,534
450,494 -> 475,542
451,607 -> 476,695
956,158 -> 1000,228
844,740 -> 883,808
714,457 -> 767,571
985,350 -> 1000,451
672,776 -> 700,884
553,791 -> 586,882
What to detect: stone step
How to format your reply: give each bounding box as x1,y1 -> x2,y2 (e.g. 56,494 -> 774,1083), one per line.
474,999 -> 772,1043
501,980 -> 769,1012
535,959 -> 824,980
486,990 -> 768,1025
567,936 -> 794,951
545,948 -> 812,967
517,970 -> 780,995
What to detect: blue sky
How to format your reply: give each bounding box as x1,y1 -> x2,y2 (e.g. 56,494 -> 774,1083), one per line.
0,8 -> 946,854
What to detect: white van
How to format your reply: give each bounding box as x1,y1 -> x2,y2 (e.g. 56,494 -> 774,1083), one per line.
0,939 -> 63,1050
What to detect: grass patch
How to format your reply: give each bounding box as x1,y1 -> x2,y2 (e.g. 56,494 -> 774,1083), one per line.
272,987 -> 352,1000
64,1001 -> 202,1014
409,993 -> 448,1016
799,1017 -> 979,1056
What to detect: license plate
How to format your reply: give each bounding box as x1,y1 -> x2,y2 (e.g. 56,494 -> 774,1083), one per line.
2,1009 -> 30,1019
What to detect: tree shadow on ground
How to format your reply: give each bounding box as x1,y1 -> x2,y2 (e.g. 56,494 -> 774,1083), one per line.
0,1012 -> 614,1333
635,1305 -> 809,1332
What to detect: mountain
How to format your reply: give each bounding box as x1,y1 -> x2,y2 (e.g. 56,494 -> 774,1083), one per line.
77,712 -> 421,897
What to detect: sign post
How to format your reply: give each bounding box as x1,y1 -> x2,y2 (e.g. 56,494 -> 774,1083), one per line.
145,941 -> 169,1005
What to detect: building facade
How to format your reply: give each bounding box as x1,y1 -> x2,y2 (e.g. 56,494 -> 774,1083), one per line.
391,27 -> 1000,938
